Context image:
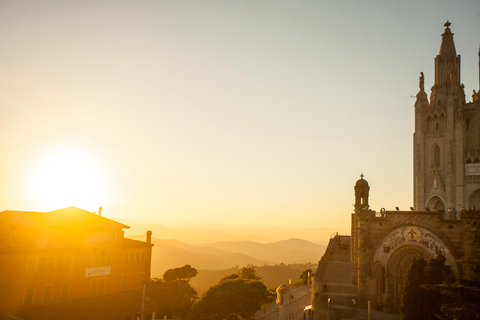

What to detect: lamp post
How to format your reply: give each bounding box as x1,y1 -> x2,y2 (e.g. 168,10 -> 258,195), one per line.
327,298 -> 331,320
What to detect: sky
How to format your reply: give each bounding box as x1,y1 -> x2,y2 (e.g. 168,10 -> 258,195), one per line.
0,0 -> 479,229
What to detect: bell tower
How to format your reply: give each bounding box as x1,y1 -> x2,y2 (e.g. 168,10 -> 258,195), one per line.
413,21 -> 469,211
354,174 -> 370,212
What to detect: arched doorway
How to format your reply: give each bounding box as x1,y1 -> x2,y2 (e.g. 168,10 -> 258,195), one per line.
426,195 -> 445,211
385,245 -> 432,312
469,188 -> 480,209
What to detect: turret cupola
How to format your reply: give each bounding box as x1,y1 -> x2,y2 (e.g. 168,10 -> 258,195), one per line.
355,174 -> 370,212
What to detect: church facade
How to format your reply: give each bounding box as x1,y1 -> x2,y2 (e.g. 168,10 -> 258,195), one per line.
352,21 -> 480,313
414,21 -> 480,212
312,22 -> 480,318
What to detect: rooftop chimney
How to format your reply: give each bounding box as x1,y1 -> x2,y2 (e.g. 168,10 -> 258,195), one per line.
98,207 -> 102,216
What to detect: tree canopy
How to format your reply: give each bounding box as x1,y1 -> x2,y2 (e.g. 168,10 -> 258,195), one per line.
189,266 -> 270,320
400,255 -> 454,320
163,264 -> 198,282
148,265 -> 199,319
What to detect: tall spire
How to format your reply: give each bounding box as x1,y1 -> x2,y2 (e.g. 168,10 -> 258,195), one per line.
439,21 -> 457,59
434,21 -> 461,88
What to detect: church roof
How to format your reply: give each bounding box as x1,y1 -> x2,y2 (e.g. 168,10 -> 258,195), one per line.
355,174 -> 369,187
438,21 -> 457,60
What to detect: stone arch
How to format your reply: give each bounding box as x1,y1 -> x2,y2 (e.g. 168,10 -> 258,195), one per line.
372,262 -> 387,309
426,195 -> 445,211
371,224 -> 461,313
372,224 -> 458,274
385,244 -> 432,312
468,187 -> 480,209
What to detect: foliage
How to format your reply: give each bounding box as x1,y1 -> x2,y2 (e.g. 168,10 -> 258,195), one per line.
400,257 -> 427,320
148,265 -> 199,319
422,255 -> 454,319
190,263 -> 316,296
298,269 -> 313,285
430,260 -> 480,320
163,264 -> 198,282
189,267 -> 271,320
239,266 -> 262,280
400,255 -> 454,320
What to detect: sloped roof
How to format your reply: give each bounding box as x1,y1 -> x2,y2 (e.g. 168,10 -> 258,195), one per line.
0,206 -> 129,229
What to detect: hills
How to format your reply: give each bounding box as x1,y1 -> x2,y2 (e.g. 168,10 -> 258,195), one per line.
116,218 -> 347,244
126,236 -> 326,278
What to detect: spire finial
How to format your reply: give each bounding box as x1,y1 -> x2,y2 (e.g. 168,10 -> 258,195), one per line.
444,21 -> 451,28
360,173 -> 364,179
419,72 -> 425,92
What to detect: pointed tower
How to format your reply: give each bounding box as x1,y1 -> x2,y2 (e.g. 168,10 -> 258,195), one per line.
413,22 -> 478,212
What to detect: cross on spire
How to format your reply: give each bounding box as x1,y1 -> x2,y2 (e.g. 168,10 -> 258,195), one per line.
360,173 -> 364,179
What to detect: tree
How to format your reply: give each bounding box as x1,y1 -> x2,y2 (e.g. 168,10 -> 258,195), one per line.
430,260 -> 480,320
298,269 -> 313,285
401,256 -> 455,320
400,257 -> 427,320
163,264 -> 198,282
239,266 -> 261,280
189,277 -> 269,320
189,268 -> 270,320
148,265 -> 199,319
422,255 -> 454,319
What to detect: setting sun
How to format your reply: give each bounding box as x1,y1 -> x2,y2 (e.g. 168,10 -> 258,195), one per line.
30,148 -> 107,211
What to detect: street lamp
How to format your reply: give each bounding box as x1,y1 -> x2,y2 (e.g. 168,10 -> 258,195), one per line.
327,298 -> 331,320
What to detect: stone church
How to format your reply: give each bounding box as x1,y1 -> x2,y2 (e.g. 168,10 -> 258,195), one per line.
312,22 -> 480,319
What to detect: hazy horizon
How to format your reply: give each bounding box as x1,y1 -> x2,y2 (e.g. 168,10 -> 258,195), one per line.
1,1 -> 479,228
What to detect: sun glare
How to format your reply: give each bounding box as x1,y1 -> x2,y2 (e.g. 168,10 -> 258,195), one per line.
30,148 -> 107,211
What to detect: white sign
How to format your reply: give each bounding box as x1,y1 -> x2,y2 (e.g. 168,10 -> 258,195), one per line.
85,266 -> 111,277
466,164 -> 480,176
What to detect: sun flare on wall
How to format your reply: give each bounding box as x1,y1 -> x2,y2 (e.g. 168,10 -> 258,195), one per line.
29,148 -> 108,211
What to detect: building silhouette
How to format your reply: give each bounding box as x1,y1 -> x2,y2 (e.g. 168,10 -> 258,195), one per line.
0,206 -> 154,320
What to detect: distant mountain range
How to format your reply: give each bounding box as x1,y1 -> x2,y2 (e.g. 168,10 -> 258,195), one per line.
115,218 -> 347,245
127,236 -> 326,278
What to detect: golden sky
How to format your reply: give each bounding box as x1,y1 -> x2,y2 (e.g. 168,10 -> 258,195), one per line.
1,0 -> 479,228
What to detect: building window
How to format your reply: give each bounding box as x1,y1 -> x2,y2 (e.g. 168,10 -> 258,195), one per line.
38,257 -> 46,270
100,251 -> 106,265
64,256 -> 72,268
121,275 -> 128,289
61,283 -> 70,299
56,256 -> 64,269
141,252 -> 146,262
47,257 -> 55,270
90,279 -> 98,294
43,285 -> 53,303
136,252 -> 140,262
433,145 -> 440,168
27,258 -> 36,272
98,278 -> 105,292
124,252 -> 129,263
24,288 -> 34,306
130,252 -> 135,262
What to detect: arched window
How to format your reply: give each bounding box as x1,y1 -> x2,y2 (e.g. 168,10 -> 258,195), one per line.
433,145 -> 440,167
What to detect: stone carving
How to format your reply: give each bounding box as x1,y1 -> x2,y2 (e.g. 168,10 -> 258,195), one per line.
373,226 -> 457,272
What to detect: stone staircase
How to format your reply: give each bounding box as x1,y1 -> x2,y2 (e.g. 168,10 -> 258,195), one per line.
313,235 -> 399,320
314,235 -> 358,319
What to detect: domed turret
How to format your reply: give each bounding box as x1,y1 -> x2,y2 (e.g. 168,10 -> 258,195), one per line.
355,174 -> 370,212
